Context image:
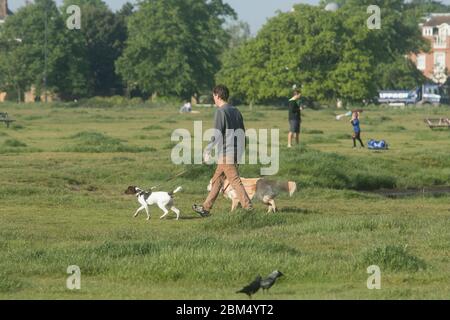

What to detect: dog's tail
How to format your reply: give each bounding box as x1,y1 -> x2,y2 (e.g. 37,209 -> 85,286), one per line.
169,186 -> 183,196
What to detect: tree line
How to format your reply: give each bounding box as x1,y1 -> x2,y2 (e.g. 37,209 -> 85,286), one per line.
0,0 -> 449,104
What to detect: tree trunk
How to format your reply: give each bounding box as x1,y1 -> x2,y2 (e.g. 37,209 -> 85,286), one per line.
17,86 -> 21,103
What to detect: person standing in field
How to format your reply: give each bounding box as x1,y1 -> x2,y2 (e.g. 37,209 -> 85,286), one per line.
351,111 -> 364,148
288,90 -> 303,148
192,85 -> 253,217
179,100 -> 192,113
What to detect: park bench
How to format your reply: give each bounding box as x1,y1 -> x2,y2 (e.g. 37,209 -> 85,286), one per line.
0,112 -> 15,128
424,118 -> 450,130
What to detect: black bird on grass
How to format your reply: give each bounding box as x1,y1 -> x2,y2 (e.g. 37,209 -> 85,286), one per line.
236,275 -> 262,299
260,270 -> 284,293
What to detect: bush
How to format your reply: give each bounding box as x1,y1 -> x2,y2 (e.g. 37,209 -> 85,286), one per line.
11,124 -> 25,130
3,139 -> 27,147
350,173 -> 396,191
281,148 -> 397,190
60,131 -> 154,153
361,245 -> 426,272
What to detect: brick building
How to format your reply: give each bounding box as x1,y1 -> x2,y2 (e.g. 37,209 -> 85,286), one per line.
0,0 -> 12,24
411,13 -> 450,84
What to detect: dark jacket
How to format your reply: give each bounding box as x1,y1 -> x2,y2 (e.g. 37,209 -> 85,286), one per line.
288,99 -> 301,121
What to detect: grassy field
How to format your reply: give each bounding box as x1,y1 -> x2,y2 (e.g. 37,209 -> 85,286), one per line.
0,102 -> 449,299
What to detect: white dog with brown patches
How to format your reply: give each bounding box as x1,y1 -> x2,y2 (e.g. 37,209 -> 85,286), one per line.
208,178 -> 297,213
125,186 -> 182,220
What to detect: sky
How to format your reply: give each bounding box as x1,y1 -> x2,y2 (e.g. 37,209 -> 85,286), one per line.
9,0 -> 320,33
9,0 -> 450,33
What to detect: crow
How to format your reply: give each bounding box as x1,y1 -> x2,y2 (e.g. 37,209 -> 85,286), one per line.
236,275 -> 262,299
260,270 -> 284,293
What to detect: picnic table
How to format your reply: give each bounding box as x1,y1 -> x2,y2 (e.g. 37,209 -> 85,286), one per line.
424,118 -> 450,130
0,112 -> 15,128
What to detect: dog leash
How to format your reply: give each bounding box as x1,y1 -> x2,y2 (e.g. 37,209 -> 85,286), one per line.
150,170 -> 187,190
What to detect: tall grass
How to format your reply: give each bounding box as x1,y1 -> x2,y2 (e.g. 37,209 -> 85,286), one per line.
362,246 -> 426,272
60,131 -> 155,153
3,139 -> 27,147
280,148 -> 396,190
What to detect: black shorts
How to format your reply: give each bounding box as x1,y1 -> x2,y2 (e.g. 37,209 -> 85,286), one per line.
289,120 -> 300,133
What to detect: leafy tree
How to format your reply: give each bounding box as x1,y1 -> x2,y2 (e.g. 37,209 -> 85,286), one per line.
116,0 -> 236,99
331,49 -> 375,101
0,37 -> 31,102
62,0 -> 130,96
375,56 -> 427,90
0,0 -> 90,101
226,21 -> 252,49
218,4 -> 344,103
218,1 -> 428,104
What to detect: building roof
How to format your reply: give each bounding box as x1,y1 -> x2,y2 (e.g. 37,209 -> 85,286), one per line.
423,14 -> 450,27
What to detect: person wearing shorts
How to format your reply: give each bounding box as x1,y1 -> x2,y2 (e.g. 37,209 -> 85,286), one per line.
288,90 -> 303,148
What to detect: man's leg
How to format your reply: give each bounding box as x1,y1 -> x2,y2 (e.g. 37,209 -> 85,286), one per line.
202,165 -> 225,212
288,132 -> 293,148
295,132 -> 300,145
223,164 -> 252,210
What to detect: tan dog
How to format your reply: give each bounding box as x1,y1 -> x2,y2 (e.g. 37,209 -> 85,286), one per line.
208,178 -> 297,213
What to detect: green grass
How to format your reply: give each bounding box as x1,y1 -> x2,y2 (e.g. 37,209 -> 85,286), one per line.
0,102 -> 449,299
361,245 -> 426,272
3,138 -> 27,147
59,131 -> 155,153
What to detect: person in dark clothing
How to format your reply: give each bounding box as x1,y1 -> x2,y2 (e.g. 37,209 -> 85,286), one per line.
351,111 -> 364,148
288,90 -> 303,148
192,85 -> 253,217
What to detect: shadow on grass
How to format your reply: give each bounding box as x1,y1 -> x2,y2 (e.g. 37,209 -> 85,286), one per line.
278,207 -> 311,214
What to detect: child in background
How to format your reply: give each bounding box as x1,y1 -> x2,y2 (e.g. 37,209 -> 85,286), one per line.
351,111 -> 364,148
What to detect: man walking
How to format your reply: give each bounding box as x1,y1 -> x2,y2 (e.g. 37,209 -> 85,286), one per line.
192,85 -> 253,217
